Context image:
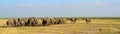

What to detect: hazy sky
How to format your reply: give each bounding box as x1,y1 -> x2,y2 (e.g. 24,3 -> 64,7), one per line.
0,0 -> 120,18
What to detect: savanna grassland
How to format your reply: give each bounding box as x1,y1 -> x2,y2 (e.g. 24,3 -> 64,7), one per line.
0,17 -> 120,34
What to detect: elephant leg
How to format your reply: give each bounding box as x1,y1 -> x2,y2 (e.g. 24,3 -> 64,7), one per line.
7,22 -> 10,27
28,22 -> 32,26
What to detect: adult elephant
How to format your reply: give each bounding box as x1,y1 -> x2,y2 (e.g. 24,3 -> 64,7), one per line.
20,18 -> 28,26
6,19 -> 15,27
42,18 -> 51,26
85,18 -> 91,24
69,18 -> 77,24
58,18 -> 66,24
27,17 -> 35,26
53,18 -> 59,24
82,17 -> 91,24
14,19 -> 21,26
27,17 -> 39,26
50,18 -> 57,25
18,18 -> 26,26
32,17 -> 39,26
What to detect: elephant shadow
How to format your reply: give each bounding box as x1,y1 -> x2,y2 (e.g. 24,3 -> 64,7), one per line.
0,26 -> 8,28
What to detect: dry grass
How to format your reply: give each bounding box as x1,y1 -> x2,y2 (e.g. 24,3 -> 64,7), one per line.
0,18 -> 120,34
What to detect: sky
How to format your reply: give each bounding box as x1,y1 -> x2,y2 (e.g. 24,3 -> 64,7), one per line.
0,0 -> 120,18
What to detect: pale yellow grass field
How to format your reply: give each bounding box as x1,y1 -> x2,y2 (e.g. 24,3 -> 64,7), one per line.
0,18 -> 120,34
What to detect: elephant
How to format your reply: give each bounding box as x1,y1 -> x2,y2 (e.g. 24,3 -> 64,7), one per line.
58,18 -> 66,24
14,19 -> 21,26
69,18 -> 77,24
6,19 -> 15,27
26,17 -> 39,26
20,18 -> 28,26
18,18 -> 26,26
42,18 -> 51,26
49,18 -> 57,25
32,17 -> 39,26
53,18 -> 59,24
27,17 -> 35,26
85,18 -> 91,24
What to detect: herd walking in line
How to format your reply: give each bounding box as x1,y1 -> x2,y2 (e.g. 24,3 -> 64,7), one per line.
6,17 -> 91,27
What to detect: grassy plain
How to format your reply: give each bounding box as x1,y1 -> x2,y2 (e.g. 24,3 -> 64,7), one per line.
0,18 -> 120,34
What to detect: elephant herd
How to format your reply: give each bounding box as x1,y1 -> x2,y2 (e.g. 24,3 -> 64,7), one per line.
7,17 -> 40,27
6,17 -> 78,27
